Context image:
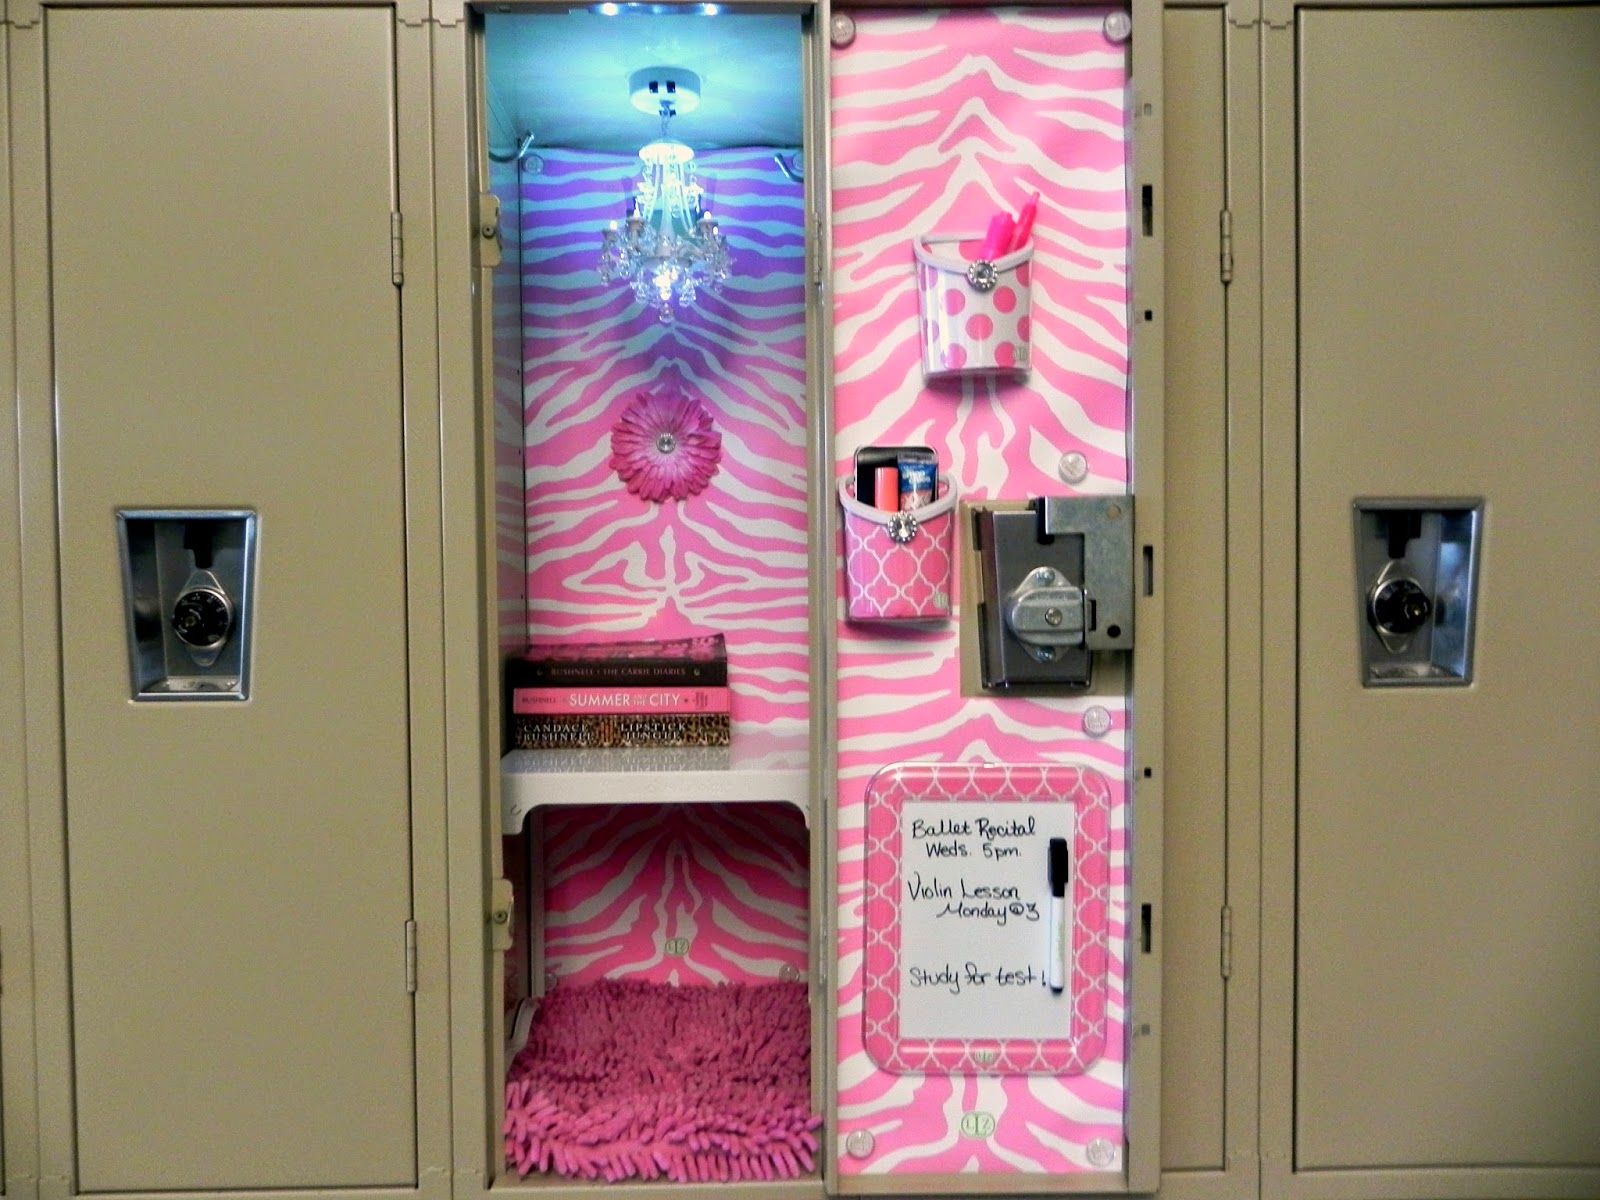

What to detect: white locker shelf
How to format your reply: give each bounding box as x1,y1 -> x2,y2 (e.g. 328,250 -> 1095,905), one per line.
501,731 -> 809,834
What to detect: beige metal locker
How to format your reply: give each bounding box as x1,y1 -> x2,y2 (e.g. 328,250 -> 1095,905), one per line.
1262,4 -> 1600,1195
11,7 -> 450,1196
2,19 -> 39,1200
1158,6 -> 1260,1198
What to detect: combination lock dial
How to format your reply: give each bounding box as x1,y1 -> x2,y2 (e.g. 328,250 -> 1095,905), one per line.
171,585 -> 233,653
1369,577 -> 1433,638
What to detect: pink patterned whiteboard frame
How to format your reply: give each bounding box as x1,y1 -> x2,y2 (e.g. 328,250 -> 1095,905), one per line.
863,762 -> 1111,1075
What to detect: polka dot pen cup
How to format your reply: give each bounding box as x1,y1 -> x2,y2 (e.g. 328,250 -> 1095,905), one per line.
914,232 -> 1033,381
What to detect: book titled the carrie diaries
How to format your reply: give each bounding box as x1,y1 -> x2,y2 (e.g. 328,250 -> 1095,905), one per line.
507,633 -> 731,749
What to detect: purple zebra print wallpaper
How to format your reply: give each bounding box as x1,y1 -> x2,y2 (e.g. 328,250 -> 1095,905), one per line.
831,8 -> 1133,1178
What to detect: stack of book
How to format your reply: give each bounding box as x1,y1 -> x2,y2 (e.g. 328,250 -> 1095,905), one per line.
507,633 -> 730,750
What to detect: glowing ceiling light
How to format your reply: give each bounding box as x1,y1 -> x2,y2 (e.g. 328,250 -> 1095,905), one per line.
597,67 -> 731,323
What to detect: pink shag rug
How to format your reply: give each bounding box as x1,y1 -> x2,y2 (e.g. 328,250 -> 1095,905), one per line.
504,979 -> 820,1184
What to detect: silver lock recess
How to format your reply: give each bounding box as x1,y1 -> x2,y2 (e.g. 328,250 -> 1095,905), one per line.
118,510 -> 257,701
1353,499 -> 1482,687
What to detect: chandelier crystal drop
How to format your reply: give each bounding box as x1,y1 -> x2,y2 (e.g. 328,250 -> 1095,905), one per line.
598,70 -> 731,324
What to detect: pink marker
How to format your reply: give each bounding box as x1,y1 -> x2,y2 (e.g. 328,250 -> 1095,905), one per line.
978,211 -> 1015,261
1008,192 -> 1040,253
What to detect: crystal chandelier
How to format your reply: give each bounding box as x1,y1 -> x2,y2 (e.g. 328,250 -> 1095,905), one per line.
598,67 -> 731,323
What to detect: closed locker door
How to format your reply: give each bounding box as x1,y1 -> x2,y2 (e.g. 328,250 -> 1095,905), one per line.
46,9 -> 416,1191
1160,3 -> 1230,1179
1,16 -> 26,1195
1291,6 -> 1600,1178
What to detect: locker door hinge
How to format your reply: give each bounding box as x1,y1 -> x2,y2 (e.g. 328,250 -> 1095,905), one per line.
390,212 -> 405,287
475,193 -> 503,269
489,877 -> 515,953
811,211 -> 826,297
1219,208 -> 1234,285
1226,0 -> 1290,28
1220,905 -> 1233,980
815,912 -> 829,991
2,0 -> 42,28
404,920 -> 418,994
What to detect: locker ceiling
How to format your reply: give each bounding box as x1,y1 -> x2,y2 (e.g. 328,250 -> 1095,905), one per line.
484,10 -> 804,155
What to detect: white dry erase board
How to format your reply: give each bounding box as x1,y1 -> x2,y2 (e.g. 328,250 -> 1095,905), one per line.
862,762 -> 1113,1075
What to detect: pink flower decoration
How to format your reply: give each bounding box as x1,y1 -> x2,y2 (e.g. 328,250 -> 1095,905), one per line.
609,386 -> 722,503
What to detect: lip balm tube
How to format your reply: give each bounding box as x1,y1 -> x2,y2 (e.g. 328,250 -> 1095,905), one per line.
873,466 -> 901,514
899,459 -> 935,511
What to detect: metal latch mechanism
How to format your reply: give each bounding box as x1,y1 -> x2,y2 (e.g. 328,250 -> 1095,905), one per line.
1004,566 -> 1088,659
475,192 -> 503,269
975,496 -> 1135,690
488,877 -> 515,952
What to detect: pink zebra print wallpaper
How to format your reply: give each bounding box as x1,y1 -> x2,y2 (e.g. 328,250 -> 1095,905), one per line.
831,8 -> 1133,1178
539,803 -> 809,987
514,147 -> 813,991
517,147 -> 810,738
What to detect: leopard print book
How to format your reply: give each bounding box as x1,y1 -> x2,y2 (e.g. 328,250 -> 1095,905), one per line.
511,712 -> 731,751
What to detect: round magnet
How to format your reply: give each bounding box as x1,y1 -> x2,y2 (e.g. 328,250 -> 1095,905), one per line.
1103,11 -> 1132,43
1057,451 -> 1090,484
845,1130 -> 875,1159
1087,1137 -> 1117,1167
1082,705 -> 1113,738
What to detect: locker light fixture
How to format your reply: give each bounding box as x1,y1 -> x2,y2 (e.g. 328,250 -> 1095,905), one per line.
598,67 -> 731,323
589,3 -> 723,12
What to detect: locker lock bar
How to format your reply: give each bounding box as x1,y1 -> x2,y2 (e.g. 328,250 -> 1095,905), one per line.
1004,566 -> 1087,661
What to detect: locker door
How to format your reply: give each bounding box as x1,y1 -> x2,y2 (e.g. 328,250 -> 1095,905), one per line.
1,21 -> 33,1199
1159,7 -> 1258,1196
44,9 -> 415,1190
1278,4 -> 1600,1186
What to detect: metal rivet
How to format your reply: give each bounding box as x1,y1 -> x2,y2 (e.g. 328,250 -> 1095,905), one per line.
1087,1137 -> 1117,1167
1103,11 -> 1132,43
1105,502 -> 1123,520
1044,608 -> 1063,627
1082,705 -> 1113,738
829,12 -> 856,47
1057,451 -> 1089,485
845,1129 -> 874,1159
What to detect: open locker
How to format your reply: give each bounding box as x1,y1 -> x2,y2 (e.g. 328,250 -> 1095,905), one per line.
471,6 -> 830,1191
448,0 -> 1162,1194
